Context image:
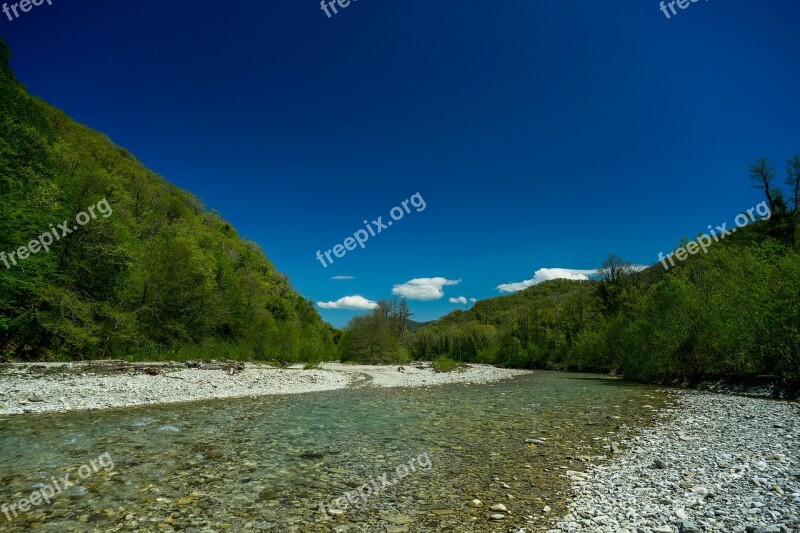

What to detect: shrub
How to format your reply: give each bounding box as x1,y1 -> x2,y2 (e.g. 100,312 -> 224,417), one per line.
432,356 -> 464,373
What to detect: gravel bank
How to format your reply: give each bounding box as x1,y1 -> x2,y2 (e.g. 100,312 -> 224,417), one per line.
0,365 -> 352,416
0,361 -> 529,416
549,390 -> 800,533
322,361 -> 531,387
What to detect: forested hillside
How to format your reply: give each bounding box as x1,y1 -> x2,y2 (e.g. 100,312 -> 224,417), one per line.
0,41 -> 335,361
409,163 -> 800,392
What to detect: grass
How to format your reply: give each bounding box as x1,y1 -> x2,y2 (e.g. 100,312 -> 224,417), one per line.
432,356 -> 465,373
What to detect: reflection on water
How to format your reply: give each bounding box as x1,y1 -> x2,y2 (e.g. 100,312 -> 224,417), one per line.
0,371 -> 667,532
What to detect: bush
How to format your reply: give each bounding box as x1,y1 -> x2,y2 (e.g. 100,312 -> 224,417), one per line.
432,356 -> 464,373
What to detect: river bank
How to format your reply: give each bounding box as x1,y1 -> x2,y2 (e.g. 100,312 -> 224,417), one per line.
548,390 -> 800,533
0,361 -> 530,416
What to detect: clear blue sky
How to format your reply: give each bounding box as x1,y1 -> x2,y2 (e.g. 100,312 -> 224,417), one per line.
2,1 -> 799,327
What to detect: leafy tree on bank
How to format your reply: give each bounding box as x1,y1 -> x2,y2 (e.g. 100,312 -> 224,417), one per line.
338,298 -> 412,364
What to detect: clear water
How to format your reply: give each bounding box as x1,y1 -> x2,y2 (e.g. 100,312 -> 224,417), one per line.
0,371 -> 666,532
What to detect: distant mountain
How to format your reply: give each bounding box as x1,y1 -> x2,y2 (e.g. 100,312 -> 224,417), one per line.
0,40 -> 334,361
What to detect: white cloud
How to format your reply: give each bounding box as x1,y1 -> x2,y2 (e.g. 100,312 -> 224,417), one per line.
448,296 -> 468,304
331,275 -> 355,280
470,298 -> 477,303
496,268 -> 598,293
317,295 -> 378,310
392,277 -> 461,301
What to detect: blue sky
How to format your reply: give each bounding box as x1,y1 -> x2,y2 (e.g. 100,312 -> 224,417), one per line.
2,0 -> 799,327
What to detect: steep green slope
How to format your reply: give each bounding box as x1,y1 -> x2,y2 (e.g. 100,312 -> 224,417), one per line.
0,41 -> 335,361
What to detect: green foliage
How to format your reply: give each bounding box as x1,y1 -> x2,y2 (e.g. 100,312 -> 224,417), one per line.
432,356 -> 463,373
338,298 -> 412,364
0,43 -> 335,362
411,279 -> 605,369
410,225 -> 800,391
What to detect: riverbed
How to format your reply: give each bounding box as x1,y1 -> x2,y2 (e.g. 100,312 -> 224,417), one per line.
0,372 -> 667,532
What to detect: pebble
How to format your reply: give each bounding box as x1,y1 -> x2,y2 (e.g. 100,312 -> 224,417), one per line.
550,390 -> 800,533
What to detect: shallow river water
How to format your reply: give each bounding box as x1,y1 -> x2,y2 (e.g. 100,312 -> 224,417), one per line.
0,371 -> 668,532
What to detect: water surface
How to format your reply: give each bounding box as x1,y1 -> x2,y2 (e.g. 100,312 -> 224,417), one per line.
0,371 -> 667,532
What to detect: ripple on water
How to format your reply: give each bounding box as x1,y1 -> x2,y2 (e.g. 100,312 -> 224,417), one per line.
129,417 -> 158,428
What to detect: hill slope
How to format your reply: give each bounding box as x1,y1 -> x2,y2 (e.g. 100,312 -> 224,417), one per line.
411,229 -> 800,392
0,41 -> 334,361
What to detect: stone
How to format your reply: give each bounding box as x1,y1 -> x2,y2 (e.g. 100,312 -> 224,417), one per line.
490,504 -> 508,512
678,521 -> 702,533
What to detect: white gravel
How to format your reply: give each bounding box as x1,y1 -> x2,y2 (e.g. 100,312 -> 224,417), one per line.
548,390 -> 800,533
0,361 -> 528,416
322,361 -> 530,388
0,366 -> 351,415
